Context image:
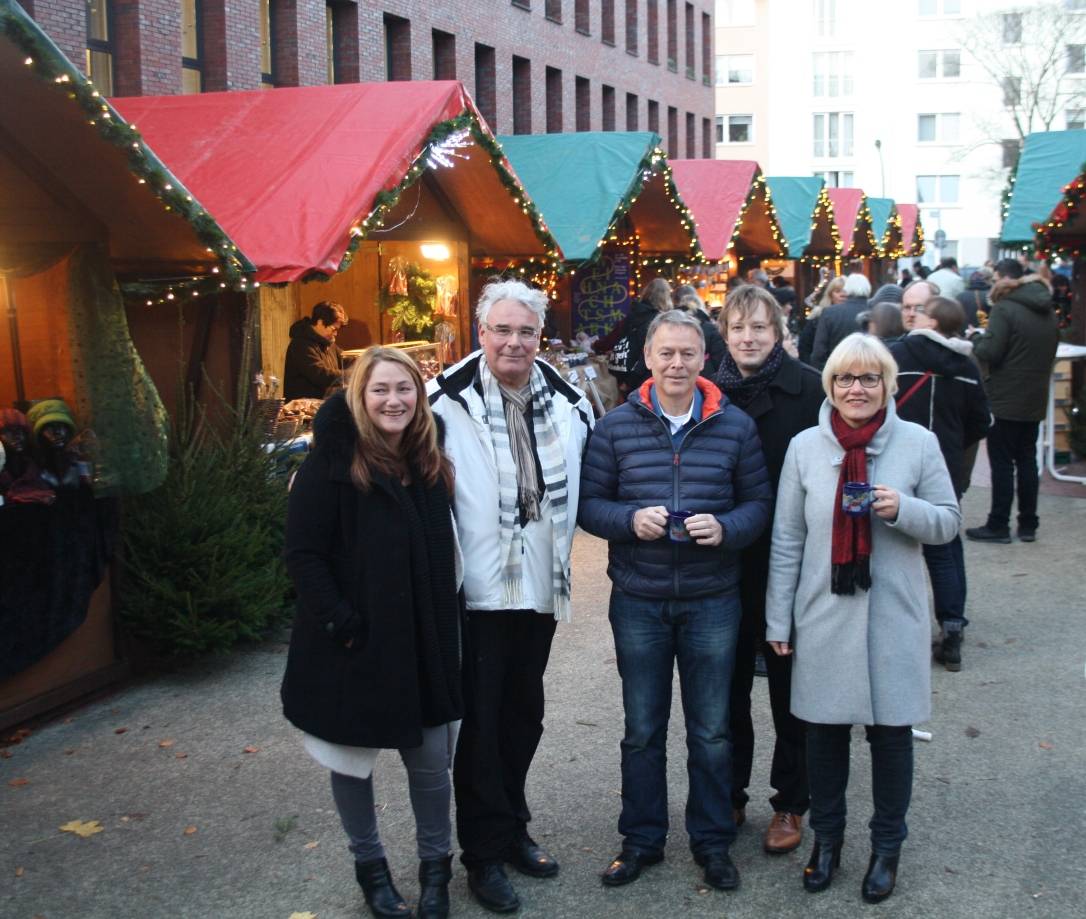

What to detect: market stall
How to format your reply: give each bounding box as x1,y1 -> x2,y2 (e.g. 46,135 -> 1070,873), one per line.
113,81 -> 562,405
896,204 -> 926,261
669,158 -> 786,306
1001,130 -> 1086,255
764,175 -> 842,305
0,0 -> 250,727
826,187 -> 878,274
498,132 -> 700,341
866,197 -> 904,287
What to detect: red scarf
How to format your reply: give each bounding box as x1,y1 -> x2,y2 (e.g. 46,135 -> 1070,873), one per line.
830,407 -> 885,595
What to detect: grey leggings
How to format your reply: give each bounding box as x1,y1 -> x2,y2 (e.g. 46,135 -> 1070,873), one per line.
330,725 -> 453,863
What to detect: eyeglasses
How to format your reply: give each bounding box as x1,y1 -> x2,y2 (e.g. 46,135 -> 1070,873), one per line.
833,373 -> 883,389
483,322 -> 541,342
901,303 -> 926,314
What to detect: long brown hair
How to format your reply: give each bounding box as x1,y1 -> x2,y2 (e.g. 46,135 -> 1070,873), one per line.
344,347 -> 453,493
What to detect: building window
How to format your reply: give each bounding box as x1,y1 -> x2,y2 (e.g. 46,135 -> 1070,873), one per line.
576,0 -> 590,35
1002,12 -> 1022,45
648,99 -> 660,133
576,75 -> 591,130
433,29 -> 456,80
1069,0 -> 1086,11
181,0 -> 203,93
512,0 -> 530,9
384,13 -> 411,81
718,114 -> 753,143
1069,44 -> 1086,74
1067,108 -> 1086,130
702,13 -> 711,84
260,0 -> 275,86
702,117 -> 711,157
1001,138 -> 1020,167
684,3 -> 695,79
717,54 -> 754,85
602,0 -> 615,44
546,67 -> 563,132
917,174 -> 960,204
647,0 -> 659,63
667,0 -> 677,71
85,0 -> 114,94
513,56 -> 532,134
813,51 -> 854,97
626,0 -> 638,54
814,0 -> 836,37
917,112 -> 960,143
1003,76 -> 1022,107
602,84 -> 616,130
918,49 -> 961,79
813,112 -> 853,157
685,111 -> 695,157
626,92 -> 639,130
475,43 -> 497,130
918,0 -> 960,14
546,0 -> 562,22
721,0 -> 755,26
667,105 -> 678,157
818,170 -> 855,188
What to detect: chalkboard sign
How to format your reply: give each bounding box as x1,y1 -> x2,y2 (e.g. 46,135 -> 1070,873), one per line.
572,250 -> 632,337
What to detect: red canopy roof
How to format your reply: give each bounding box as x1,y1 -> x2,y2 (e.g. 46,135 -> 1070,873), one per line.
670,159 -> 784,260
826,188 -> 868,255
113,82 -> 555,282
896,203 -> 924,256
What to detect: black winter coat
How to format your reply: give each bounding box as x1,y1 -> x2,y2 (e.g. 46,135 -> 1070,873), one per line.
280,393 -> 462,749
811,295 -> 869,368
283,319 -> 343,401
608,299 -> 660,391
578,378 -> 772,599
889,331 -> 991,496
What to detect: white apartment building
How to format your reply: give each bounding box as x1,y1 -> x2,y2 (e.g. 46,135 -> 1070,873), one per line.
714,0 -> 1086,267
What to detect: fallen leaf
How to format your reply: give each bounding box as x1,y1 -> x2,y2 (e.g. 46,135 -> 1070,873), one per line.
175,752 -> 188,759
15,867 -> 24,878
0,750 -> 12,759
1039,741 -> 1054,750
243,745 -> 260,754
304,841 -> 319,850
289,913 -> 318,919
964,726 -> 981,738
158,739 -> 175,749
64,749 -> 76,755
60,819 -> 104,837
8,777 -> 29,787
114,727 -> 128,735
183,826 -> 198,836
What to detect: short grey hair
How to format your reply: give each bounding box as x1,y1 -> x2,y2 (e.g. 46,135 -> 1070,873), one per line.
645,309 -> 705,352
902,278 -> 940,298
821,332 -> 899,407
843,273 -> 872,298
475,279 -> 549,326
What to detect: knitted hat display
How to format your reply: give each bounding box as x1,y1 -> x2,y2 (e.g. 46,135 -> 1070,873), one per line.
26,399 -> 76,438
0,407 -> 29,432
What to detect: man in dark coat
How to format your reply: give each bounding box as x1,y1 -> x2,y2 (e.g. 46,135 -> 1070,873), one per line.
810,272 -> 872,368
957,266 -> 992,327
283,301 -> 347,401
890,297 -> 991,671
966,260 -> 1059,543
715,286 -> 823,856
579,310 -> 771,895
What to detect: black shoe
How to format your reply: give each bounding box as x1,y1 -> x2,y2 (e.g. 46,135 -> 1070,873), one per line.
965,525 -> 1011,544
754,653 -> 768,677
417,856 -> 452,919
467,863 -> 520,914
1017,528 -> 1037,542
862,852 -> 899,903
696,850 -> 740,891
933,630 -> 962,672
505,833 -> 559,878
803,839 -> 842,893
354,858 -> 412,918
600,848 -> 664,887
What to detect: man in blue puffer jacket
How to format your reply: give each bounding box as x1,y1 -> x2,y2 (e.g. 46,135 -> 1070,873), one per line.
579,309 -> 771,896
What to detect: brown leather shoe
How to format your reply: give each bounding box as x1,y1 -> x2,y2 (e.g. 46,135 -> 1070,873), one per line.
764,811 -> 803,854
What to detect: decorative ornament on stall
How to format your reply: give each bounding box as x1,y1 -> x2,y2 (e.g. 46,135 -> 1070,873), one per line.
380,261 -> 438,334
1033,162 -> 1086,262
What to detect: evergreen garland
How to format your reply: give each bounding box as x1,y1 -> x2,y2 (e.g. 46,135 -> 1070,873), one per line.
379,262 -> 438,336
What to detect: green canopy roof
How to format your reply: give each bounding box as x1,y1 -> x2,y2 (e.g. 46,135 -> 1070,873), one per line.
765,176 -> 838,257
867,197 -> 893,242
1002,130 -> 1086,246
497,131 -> 697,262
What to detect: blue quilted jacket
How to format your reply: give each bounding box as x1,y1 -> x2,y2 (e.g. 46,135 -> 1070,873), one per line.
578,377 -> 772,599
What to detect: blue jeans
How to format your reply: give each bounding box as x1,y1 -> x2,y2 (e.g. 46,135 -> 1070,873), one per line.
609,587 -> 741,857
923,534 -> 969,628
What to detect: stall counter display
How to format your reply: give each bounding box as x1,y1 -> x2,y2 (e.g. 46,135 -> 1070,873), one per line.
342,341 -> 444,382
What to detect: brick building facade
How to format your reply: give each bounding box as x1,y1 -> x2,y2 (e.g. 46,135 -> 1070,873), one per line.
30,1 -> 715,156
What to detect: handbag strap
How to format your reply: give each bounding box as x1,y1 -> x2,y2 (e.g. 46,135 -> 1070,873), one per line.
896,370 -> 934,408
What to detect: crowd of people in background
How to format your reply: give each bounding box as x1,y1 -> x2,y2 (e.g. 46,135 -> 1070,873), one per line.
279,257 -> 1061,918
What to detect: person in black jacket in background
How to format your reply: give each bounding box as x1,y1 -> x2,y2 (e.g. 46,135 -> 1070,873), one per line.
889,297 -> 990,673
283,301 -> 347,400
282,347 -> 461,919
675,286 -> 727,378
715,285 -> 824,857
594,278 -> 673,397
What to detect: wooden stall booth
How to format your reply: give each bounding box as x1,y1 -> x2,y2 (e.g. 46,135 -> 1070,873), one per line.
896,204 -> 926,265
826,188 -> 878,279
114,82 -> 562,392
764,176 -> 842,308
866,197 -> 905,288
668,159 -> 786,308
0,0 -> 250,728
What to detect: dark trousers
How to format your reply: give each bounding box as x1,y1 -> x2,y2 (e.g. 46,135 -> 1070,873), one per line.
806,723 -> 913,857
986,418 -> 1041,532
922,534 -> 969,628
453,609 -> 556,867
729,607 -> 809,815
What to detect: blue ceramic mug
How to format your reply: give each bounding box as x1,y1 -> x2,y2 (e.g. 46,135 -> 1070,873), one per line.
842,482 -> 873,516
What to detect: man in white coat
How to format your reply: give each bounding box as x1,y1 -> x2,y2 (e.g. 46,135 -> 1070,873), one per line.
428,280 -> 593,914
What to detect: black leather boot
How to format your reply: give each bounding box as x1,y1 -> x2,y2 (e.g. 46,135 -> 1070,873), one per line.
861,852 -> 899,903
802,839 -> 843,893
417,856 -> 452,919
355,858 -> 412,918
934,630 -> 962,671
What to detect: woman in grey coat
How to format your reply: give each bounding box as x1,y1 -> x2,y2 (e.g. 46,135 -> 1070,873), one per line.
766,333 -> 960,904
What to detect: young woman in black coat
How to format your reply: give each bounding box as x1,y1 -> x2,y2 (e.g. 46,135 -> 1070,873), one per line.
282,347 -> 461,919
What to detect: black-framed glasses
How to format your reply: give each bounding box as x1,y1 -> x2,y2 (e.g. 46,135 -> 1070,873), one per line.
833,372 -> 883,389
483,322 -> 541,341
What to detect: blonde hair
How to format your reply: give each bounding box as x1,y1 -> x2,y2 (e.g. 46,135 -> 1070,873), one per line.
718,285 -> 787,341
818,276 -> 847,308
821,333 -> 899,408
640,277 -> 674,312
343,347 -> 452,492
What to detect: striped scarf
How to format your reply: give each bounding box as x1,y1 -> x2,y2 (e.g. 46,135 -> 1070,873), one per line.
479,360 -> 572,622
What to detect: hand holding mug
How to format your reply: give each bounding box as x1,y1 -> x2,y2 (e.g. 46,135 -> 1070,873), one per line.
685,513 -> 723,546
633,505 -> 669,540
871,485 -> 900,521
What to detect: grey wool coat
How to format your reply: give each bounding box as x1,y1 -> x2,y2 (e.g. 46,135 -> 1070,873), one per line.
765,399 -> 961,726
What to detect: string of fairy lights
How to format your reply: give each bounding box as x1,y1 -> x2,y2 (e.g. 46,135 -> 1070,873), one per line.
1033,165 -> 1086,261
